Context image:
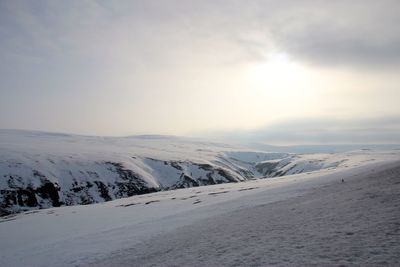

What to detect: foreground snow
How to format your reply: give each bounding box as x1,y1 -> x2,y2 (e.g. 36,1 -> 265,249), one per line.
0,158 -> 399,266
96,161 -> 400,267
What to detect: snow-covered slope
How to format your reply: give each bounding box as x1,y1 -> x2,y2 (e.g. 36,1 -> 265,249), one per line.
0,160 -> 399,267
1,129 -> 399,215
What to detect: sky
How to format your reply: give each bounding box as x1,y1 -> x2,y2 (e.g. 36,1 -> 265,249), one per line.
0,0 -> 399,144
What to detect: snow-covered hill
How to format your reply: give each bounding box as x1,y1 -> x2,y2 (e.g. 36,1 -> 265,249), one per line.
0,129 -> 399,215
1,160 -> 399,267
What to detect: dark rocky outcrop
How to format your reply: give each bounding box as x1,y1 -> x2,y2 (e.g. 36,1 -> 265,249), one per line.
93,181 -> 112,201
0,157 -> 271,216
36,181 -> 61,207
105,161 -> 158,197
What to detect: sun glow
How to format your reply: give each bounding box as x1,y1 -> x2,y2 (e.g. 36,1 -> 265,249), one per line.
247,53 -> 309,100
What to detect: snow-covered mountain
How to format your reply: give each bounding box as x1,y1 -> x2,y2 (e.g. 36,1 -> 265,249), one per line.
0,129 -> 398,215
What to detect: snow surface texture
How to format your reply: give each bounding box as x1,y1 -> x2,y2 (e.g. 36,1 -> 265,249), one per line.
93,161 -> 400,267
0,159 -> 399,266
3,129 -> 398,215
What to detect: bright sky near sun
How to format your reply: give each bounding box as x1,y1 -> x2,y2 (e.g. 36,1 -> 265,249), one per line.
0,0 -> 400,143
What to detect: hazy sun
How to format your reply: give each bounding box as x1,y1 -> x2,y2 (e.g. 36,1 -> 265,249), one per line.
247,53 -> 308,100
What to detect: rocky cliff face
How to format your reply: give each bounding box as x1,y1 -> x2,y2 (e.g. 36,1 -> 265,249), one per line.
0,130 -> 349,216
0,156 -> 255,216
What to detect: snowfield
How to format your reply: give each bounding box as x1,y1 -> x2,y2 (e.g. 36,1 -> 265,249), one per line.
0,130 -> 399,266
0,159 -> 399,266
91,161 -> 400,267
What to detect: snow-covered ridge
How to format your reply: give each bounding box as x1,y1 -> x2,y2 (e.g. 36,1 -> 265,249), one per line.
1,129 -> 399,215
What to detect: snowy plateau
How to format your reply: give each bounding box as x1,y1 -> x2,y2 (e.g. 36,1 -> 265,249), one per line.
0,129 -> 399,266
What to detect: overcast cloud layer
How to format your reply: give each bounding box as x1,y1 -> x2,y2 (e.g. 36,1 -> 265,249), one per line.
202,116 -> 400,145
0,0 -> 399,144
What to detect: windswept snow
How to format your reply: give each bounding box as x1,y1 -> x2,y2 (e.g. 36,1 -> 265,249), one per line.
97,161 -> 400,267
0,159 -> 399,267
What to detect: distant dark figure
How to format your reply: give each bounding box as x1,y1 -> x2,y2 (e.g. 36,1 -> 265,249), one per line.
341,178 -> 344,183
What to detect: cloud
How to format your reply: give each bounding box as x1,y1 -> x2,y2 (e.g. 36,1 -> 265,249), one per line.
2,0 -> 400,68
266,0 -> 400,68
204,116 -> 400,145
196,0 -> 400,68
1,1 -> 400,136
